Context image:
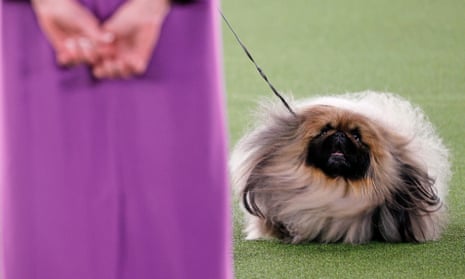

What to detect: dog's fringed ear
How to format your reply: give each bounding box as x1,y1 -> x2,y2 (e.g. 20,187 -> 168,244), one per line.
374,162 -> 441,242
235,109 -> 303,220
242,172 -> 266,219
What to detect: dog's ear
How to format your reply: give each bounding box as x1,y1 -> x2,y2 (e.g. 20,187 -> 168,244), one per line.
374,162 -> 441,242
242,171 -> 266,218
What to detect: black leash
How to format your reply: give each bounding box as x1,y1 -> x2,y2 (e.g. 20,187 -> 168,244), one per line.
219,11 -> 297,117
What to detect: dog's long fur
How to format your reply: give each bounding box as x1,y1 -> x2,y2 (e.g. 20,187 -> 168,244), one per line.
230,91 -> 451,244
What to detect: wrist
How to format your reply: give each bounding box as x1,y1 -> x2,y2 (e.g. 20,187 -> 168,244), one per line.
127,0 -> 171,23
32,0 -> 72,6
130,0 -> 170,12
32,0 -> 74,12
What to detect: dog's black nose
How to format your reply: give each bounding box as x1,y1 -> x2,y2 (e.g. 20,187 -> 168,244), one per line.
333,131 -> 347,143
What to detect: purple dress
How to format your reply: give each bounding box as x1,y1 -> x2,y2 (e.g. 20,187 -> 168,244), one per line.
0,0 -> 232,278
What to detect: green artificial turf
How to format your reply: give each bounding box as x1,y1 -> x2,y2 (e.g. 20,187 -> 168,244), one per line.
221,0 -> 465,278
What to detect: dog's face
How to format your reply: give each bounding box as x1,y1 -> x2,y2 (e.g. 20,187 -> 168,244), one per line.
303,105 -> 376,180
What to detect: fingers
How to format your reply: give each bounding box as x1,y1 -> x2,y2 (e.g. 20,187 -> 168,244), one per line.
53,27 -> 152,80
91,51 -> 151,80
55,34 -> 119,74
55,37 -> 99,66
77,37 -> 98,64
93,58 -> 133,80
58,3 -> 104,66
124,54 -> 149,76
91,28 -> 157,79
94,1 -> 161,79
56,10 -> 117,70
33,0 -> 106,67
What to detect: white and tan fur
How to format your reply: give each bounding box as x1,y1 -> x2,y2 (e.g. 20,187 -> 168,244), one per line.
230,91 -> 451,244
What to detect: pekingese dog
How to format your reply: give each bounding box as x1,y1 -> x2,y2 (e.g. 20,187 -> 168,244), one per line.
230,91 -> 451,244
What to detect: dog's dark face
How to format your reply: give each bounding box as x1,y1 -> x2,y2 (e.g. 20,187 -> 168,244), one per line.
304,106 -> 372,180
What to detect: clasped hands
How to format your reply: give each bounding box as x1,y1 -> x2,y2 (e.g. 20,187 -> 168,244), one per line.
32,0 -> 170,79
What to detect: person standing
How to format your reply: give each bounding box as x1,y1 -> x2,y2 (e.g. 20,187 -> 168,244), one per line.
1,0 -> 233,278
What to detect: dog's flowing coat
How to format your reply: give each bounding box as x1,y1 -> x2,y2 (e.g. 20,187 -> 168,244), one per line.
231,92 -> 450,244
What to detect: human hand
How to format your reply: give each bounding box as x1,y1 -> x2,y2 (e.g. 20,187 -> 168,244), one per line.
32,0 -> 170,79
32,0 -> 111,66
92,0 -> 170,79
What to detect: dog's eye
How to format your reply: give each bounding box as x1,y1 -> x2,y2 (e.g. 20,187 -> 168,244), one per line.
351,129 -> 361,142
319,124 -> 333,136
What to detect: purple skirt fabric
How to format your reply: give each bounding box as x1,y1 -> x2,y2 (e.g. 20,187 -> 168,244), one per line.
0,1 -> 232,278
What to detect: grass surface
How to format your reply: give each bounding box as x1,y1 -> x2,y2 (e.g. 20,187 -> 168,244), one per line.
221,0 -> 465,278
